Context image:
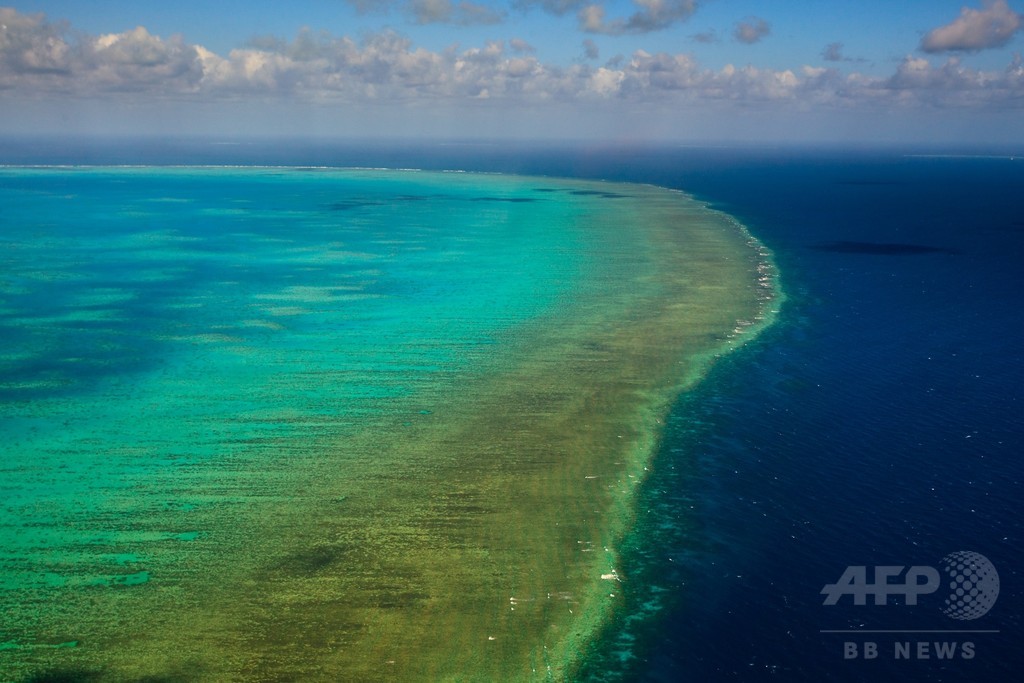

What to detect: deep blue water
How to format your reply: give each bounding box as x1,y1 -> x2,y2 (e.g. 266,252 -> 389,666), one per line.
2,138 -> 1021,682
576,151 -> 1024,683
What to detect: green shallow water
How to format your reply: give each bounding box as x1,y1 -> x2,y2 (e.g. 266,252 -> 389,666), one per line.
0,167 -> 777,681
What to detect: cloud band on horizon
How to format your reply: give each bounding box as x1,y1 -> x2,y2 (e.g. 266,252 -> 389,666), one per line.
1,4 -> 1024,140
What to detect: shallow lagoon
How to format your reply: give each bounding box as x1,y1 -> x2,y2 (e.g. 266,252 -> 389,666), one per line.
0,167 -> 775,681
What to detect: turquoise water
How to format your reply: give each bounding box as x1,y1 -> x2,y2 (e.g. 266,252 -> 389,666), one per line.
0,163 -> 774,681
0,167 -> 585,594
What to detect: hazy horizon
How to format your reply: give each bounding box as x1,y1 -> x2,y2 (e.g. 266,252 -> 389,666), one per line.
2,2 -> 1024,145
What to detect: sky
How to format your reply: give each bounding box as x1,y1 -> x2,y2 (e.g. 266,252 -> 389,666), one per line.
1,1 -> 1023,144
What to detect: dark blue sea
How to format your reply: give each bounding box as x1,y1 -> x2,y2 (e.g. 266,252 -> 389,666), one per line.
3,138 -> 1021,682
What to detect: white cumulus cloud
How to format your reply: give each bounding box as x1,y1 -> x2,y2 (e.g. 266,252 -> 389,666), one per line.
0,8 -> 74,84
734,17 -> 771,45
409,0 -> 506,25
2,8 -> 1024,118
921,0 -> 1022,53
577,0 -> 698,35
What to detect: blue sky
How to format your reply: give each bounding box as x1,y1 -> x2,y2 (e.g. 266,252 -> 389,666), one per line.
2,1 -> 1023,144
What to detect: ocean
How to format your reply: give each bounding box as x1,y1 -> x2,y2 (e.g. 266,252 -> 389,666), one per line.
0,138 -> 1021,682
569,148 -> 1024,682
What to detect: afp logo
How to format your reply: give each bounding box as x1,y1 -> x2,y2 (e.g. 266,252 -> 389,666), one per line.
821,551 -> 999,620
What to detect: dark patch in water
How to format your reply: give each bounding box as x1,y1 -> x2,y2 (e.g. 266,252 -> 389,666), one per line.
569,189 -> 628,198
470,196 -> 538,203
326,200 -> 384,211
810,240 -> 960,255
23,671 -> 103,683
835,180 -> 907,186
273,545 -> 347,574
